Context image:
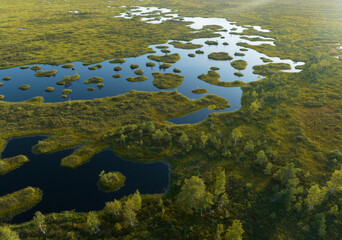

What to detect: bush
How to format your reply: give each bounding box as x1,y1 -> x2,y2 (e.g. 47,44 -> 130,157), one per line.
84,77 -> 104,84
45,87 -> 55,92
18,85 -> 31,90
208,52 -> 233,61
97,171 -> 126,192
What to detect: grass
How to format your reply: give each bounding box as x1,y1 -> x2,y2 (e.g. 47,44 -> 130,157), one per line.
45,87 -> 54,92
0,95 -> 4,100
198,70 -> 246,87
208,52 -> 233,61
205,40 -> 218,45
88,64 -> 102,70
0,187 -> 42,222
161,49 -> 171,54
0,83 -> 3,87
146,62 -> 156,67
234,52 -> 245,57
20,66 -> 30,69
223,42 -> 229,46
210,66 -> 220,70
253,63 -> 291,75
84,77 -> 104,84
173,68 -> 181,73
260,57 -> 273,63
2,77 -> 11,81
188,53 -> 196,57
30,66 -> 41,71
127,76 -> 148,82
114,66 -> 122,71
134,68 -> 144,75
152,72 -> 184,89
195,50 -> 204,54
97,171 -> 126,192
56,74 -> 80,85
97,83 -> 104,88
159,63 -> 172,69
170,41 -> 203,49
231,60 -> 247,70
34,69 -> 57,77
234,72 -> 244,77
192,88 -> 208,94
62,89 -> 72,95
112,74 -> 121,78
61,64 -> 74,69
87,87 -> 95,91
109,58 -> 126,64
0,155 -> 29,175
130,64 -> 139,69
18,85 -> 31,90
148,53 -> 181,63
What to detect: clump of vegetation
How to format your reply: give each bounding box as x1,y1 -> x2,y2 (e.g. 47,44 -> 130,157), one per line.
198,70 -> 245,87
130,64 -> 139,69
253,63 -> 291,75
126,76 -> 148,82
208,52 -> 233,61
231,60 -> 247,70
114,66 -> 122,71
210,66 -> 220,70
45,87 -> 54,92
234,52 -> 245,56
152,72 -> 184,89
146,62 -> 156,67
0,155 -> 29,175
188,53 -> 196,57
84,77 -> 104,84
156,46 -> 169,49
2,76 -> 11,81
234,72 -> 244,77
87,87 -> 95,91
97,171 -> 126,192
62,64 -> 74,68
0,95 -> 4,100
173,68 -> 181,73
192,88 -> 208,94
161,49 -> 171,54
134,68 -> 144,75
205,40 -> 219,45
148,53 -> 181,63
159,63 -> 172,69
62,95 -> 67,99
260,57 -> 273,63
34,69 -> 57,77
240,48 -> 248,51
88,64 -> 101,70
112,74 -> 121,78
109,58 -> 126,64
19,85 -> 31,90
97,83 -> 104,88
0,187 -> 42,222
62,89 -> 72,95
31,65 -> 41,71
223,42 -> 229,45
170,41 -> 203,49
56,74 -> 80,85
195,50 -> 204,54
20,66 -> 30,69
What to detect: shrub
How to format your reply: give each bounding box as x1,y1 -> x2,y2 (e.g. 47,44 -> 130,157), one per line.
62,89 -> 72,95
18,85 -> 31,90
97,171 -> 126,192
114,66 -> 122,71
109,58 -> 126,64
84,77 -> 104,84
208,52 -> 233,61
34,69 -> 57,77
45,87 -> 54,92
2,76 -> 11,81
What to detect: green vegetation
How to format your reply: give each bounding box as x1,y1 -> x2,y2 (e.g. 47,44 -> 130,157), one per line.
0,187 -> 42,221
45,87 -> 54,92
61,64 -> 74,69
152,72 -> 184,89
112,74 -> 121,78
62,89 -> 72,95
188,53 -> 196,57
173,68 -> 181,73
98,83 -> 104,88
234,52 -> 245,57
0,83 -> 3,87
253,63 -> 291,75
161,49 -> 171,54
2,77 -> 11,81
56,74 -> 80,85
260,57 -> 273,63
97,171 -> 126,192
88,64 -> 102,70
148,53 -> 181,63
223,42 -> 229,46
114,66 -> 122,71
156,46 -> 169,49
195,49 -> 204,54
231,60 -> 247,70
126,76 -> 148,82
208,52 -> 233,61
205,40 -> 218,45
31,66 -> 41,71
210,66 -> 220,71
20,66 -> 30,69
130,64 -> 139,69
0,95 -> 4,100
18,85 -> 31,90
109,58 -> 126,64
0,155 -> 29,175
134,68 -> 144,75
198,70 -> 246,87
87,87 -> 95,91
34,69 -> 57,77
170,41 -> 203,49
159,63 -> 172,69
61,95 -> 67,99
192,88 -> 208,94
84,77 -> 104,84
146,62 -> 156,67
234,72 -> 244,77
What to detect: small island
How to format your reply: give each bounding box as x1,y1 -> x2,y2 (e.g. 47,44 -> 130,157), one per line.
97,171 -> 126,192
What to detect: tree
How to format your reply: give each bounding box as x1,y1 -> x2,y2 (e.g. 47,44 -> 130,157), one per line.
225,219 -> 244,240
87,211 -> 100,233
232,128 -> 242,146
123,198 -> 137,227
306,184 -> 327,211
200,132 -> 208,148
273,163 -> 299,186
177,176 -> 212,215
152,129 -> 164,142
0,226 -> 20,240
131,190 -> 142,211
327,168 -> 342,194
142,121 -> 155,132
256,150 -> 268,167
215,224 -> 224,240
33,211 -> 46,235
214,170 -> 226,197
179,133 -> 189,147
104,199 -> 122,216
249,99 -> 261,114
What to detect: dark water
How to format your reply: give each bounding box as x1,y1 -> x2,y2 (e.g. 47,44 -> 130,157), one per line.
0,136 -> 169,223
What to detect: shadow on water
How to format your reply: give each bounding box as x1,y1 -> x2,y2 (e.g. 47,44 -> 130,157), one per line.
0,136 -> 170,223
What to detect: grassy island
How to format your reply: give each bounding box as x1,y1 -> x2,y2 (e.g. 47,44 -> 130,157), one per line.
148,53 -> 181,63
97,171 -> 126,192
56,74 -> 80,85
152,72 -> 184,89
208,52 -> 233,61
0,155 -> 29,175
18,85 -> 31,90
198,70 -> 246,87
109,58 -> 126,64
192,88 -> 208,94
34,69 -> 57,77
84,77 -> 104,84
231,60 -> 247,70
126,76 -> 148,82
170,42 -> 203,49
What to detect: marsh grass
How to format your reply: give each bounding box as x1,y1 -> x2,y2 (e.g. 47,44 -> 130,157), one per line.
130,64 -> 139,69
173,68 -> 181,73
0,95 -> 4,100
146,62 -> 156,67
114,66 -> 122,71
31,66 -> 41,71
0,155 -> 29,175
134,68 -> 144,75
188,53 -> 196,57
152,72 -> 184,89
195,50 -> 204,54
56,74 -> 80,85
87,87 -> 95,91
62,64 -> 74,69
45,87 -> 54,92
234,52 -> 245,57
112,74 -> 121,78
62,89 -> 72,95
198,70 -> 245,87
192,88 -> 208,94
159,63 -> 172,69
170,42 -> 203,49
208,52 -> 233,61
148,53 -> 181,63
231,60 -> 247,70
34,69 -> 57,77
18,85 -> 31,90
97,171 -> 126,192
109,58 -> 126,64
126,76 -> 148,82
84,77 -> 104,84
205,40 -> 218,45
20,66 -> 30,69
2,77 -> 11,81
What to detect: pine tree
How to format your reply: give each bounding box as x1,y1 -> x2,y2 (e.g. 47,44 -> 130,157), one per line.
232,128 -> 242,146
215,170 -> 226,197
225,220 -> 244,240
327,168 -> 342,194
123,198 -> 137,227
104,199 -> 122,216
306,184 -> 327,211
87,211 -> 100,233
33,211 -> 47,235
0,226 -> 20,240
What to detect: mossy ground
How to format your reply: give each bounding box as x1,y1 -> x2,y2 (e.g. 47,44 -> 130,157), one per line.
192,88 -> 208,94
170,41 -> 203,49
208,52 -> 233,61
34,69 -> 57,77
56,74 -> 80,85
152,72 -> 184,89
148,53 -> 181,63
231,60 -> 247,70
0,155 -> 29,175
84,77 -> 104,84
198,70 -> 245,87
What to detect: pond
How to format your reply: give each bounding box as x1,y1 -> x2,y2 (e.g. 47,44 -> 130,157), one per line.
0,6 -> 304,124
0,136 -> 170,223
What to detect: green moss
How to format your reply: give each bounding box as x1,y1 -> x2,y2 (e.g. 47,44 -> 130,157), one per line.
134,68 -> 145,75
114,66 -> 122,71
62,95 -> 67,99
30,65 -> 41,71
152,72 -> 184,89
198,70 -> 246,87
84,77 -> 104,84
173,68 -> 182,73
161,49 -> 171,54
45,87 -> 54,92
240,48 -> 249,51
56,74 -> 80,85
0,95 -> 4,100
210,66 -> 220,71
112,74 -> 121,78
156,46 -> 169,49
231,60 -> 247,70
2,76 -> 11,81
62,89 -> 72,95
170,41 -> 203,49
126,76 -> 148,82
0,155 -> 29,175
130,64 -> 139,69
62,64 -> 74,68
195,50 -> 204,54
0,82 -> 3,87
18,85 -> 31,90
0,187 -> 42,222
97,171 -> 126,192
34,69 -> 57,77
159,63 -> 172,69
97,83 -> 104,88
20,66 -> 30,69
192,88 -> 208,94
208,52 -> 233,61
88,65 -> 98,70
109,58 -> 126,64
87,87 -> 95,91
234,52 -> 245,56
253,63 -> 291,75
205,40 -> 219,45
223,42 -> 229,46
260,57 -> 273,63
234,72 -> 244,77
146,62 -> 156,67
188,53 -> 196,57
148,53 -> 181,63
